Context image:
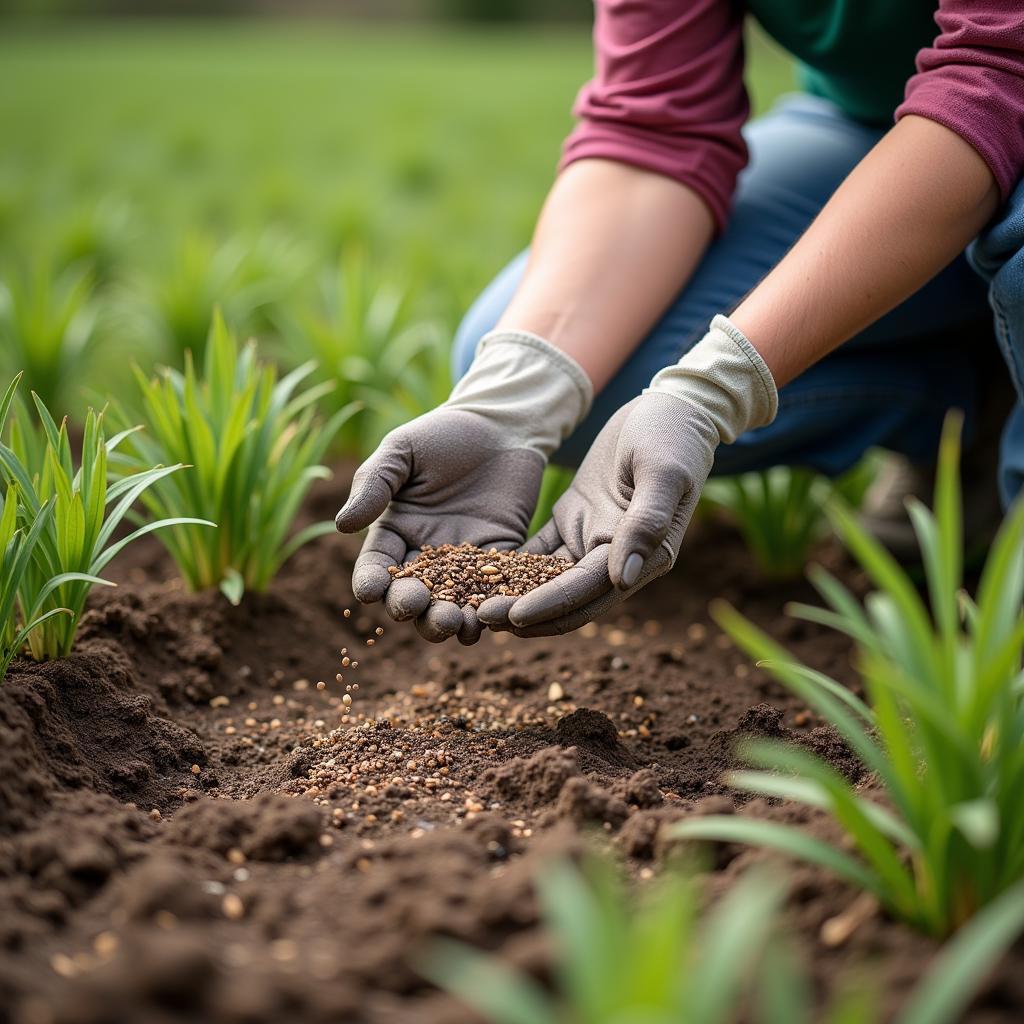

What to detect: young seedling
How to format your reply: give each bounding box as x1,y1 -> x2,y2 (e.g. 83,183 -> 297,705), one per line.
0,374 -> 211,661
422,857 -> 786,1024
115,311 -> 358,605
0,258 -> 101,417
674,415 -> 1024,936
700,455 -> 879,580
274,249 -> 449,454
423,854 -> 1024,1024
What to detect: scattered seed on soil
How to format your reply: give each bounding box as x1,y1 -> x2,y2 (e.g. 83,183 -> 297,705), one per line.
222,893 -> 245,920
391,543 -> 573,608
190,764 -> 201,775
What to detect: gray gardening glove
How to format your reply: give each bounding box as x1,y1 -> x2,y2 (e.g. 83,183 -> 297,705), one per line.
335,330 -> 592,644
478,316 -> 777,636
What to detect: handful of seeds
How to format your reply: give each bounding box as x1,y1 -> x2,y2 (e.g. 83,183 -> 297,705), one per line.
389,543 -> 572,608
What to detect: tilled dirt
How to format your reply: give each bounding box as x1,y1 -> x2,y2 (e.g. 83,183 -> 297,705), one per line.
0,471 -> 1021,1024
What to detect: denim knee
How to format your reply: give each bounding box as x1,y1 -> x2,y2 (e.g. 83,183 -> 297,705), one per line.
969,180 -> 1024,504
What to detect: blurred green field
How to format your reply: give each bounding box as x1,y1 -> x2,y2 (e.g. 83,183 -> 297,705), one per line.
0,20 -> 793,433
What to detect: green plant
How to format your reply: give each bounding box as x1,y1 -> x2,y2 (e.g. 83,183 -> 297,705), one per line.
115,311 -> 358,605
424,855 -> 1024,1024
423,857 -> 786,1024
700,456 -> 879,580
675,415 -> 1024,936
143,231 -> 284,367
0,375 -> 210,661
274,250 -> 450,455
0,258 -> 102,416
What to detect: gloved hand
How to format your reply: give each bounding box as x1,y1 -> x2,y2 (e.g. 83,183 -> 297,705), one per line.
478,316 -> 777,636
335,330 -> 592,644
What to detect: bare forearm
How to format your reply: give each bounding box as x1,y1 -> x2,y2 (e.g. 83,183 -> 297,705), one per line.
731,116 -> 1000,386
496,159 -> 715,392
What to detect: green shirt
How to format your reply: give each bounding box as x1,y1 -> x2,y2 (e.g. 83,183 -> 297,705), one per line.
749,0 -> 940,124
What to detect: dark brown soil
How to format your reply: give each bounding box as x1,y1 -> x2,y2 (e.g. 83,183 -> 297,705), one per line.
0,467 -> 1020,1024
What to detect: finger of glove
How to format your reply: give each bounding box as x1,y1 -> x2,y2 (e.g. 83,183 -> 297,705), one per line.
352,525 -> 408,604
508,545 -> 612,627
384,578 -> 431,621
608,468 -> 687,590
521,519 -> 563,556
476,594 -> 517,629
335,439 -> 411,533
457,606 -> 483,646
415,601 -> 464,643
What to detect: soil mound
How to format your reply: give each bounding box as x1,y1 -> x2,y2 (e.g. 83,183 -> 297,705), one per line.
1,645 -> 204,834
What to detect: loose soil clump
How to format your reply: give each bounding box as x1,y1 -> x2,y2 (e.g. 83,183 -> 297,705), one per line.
390,542 -> 572,608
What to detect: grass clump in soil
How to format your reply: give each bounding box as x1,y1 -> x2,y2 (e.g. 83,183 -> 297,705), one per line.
390,542 -> 571,608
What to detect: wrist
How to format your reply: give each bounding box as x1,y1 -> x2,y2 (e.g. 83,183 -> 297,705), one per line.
646,315 -> 778,444
445,330 -> 594,459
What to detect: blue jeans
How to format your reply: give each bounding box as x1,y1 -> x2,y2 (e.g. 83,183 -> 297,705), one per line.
453,95 -> 1024,501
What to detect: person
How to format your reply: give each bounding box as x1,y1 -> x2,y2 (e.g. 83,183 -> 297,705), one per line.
336,0 -> 1024,645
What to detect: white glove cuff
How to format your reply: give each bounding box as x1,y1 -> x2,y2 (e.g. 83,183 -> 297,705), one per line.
445,330 -> 594,458
645,315 -> 778,444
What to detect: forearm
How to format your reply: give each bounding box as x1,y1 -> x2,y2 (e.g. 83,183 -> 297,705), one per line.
730,115 -> 1001,386
496,158 -> 715,392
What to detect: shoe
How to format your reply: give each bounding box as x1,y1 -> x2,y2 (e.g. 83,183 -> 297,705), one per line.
859,384 -> 1013,566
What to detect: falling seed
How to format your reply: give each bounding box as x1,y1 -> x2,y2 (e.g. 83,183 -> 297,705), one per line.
375,627 -> 384,636
548,682 -> 565,702
335,673 -> 343,683
93,931 -> 119,957
342,694 -> 353,706
222,894 -> 245,920
351,661 -> 359,668
316,681 -> 326,691
227,848 -> 246,865
341,657 -> 350,667
352,683 -> 359,692
343,609 -> 351,618
340,648 -> 348,655
366,638 -> 375,647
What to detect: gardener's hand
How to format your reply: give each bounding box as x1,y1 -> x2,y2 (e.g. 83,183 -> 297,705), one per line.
478,316 -> 777,636
335,331 -> 592,644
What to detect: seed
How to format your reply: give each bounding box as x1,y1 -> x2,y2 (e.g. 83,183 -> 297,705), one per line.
375,626 -> 384,636
50,953 -> 78,978
149,808 -> 162,821
480,564 -> 500,575
227,848 -> 246,865
191,764 -> 201,775
317,681 -> 326,691
548,682 -> 565,702
222,893 -> 245,920
343,608 -> 351,618
366,639 -> 375,647
341,657 -> 350,667
93,931 -> 119,957
340,648 -> 348,655
351,661 -> 359,668
351,683 -> 359,691
343,694 -> 352,706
